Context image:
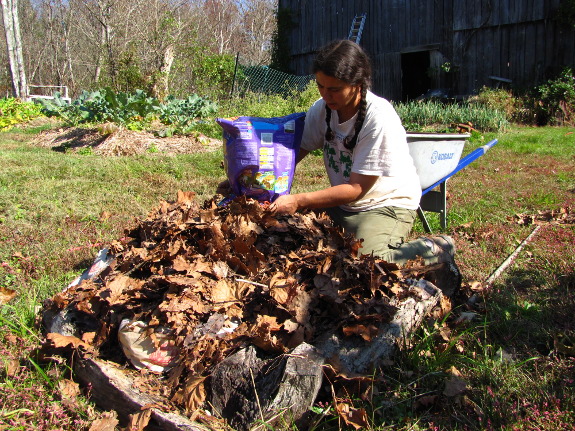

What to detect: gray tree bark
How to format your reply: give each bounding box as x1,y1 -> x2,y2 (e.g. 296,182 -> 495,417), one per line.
1,0 -> 27,98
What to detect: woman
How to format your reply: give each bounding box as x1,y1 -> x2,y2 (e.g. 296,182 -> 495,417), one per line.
268,39 -> 454,265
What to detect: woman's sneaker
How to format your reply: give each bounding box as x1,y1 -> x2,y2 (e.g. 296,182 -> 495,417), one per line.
425,235 -> 456,263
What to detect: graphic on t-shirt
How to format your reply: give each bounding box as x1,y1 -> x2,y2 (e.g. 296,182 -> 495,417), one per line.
324,140 -> 339,173
339,150 -> 352,178
323,138 -> 353,179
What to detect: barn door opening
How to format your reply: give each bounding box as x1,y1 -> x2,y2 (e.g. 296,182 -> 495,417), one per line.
401,47 -> 442,101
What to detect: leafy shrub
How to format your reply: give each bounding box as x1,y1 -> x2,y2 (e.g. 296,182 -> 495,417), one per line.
157,94 -> 218,136
534,67 -> 575,125
115,46 -> 148,93
471,87 -> 517,119
218,81 -> 319,118
172,50 -> 237,100
193,81 -> 320,139
0,98 -> 43,130
39,88 -> 160,128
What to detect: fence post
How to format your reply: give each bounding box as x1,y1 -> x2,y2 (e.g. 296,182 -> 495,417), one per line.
230,52 -> 240,97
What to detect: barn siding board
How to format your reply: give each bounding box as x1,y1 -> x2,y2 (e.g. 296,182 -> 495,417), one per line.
510,0 -> 519,24
569,31 -> 575,66
417,0 -> 425,44
534,21 -> 546,83
494,0 -> 503,26
453,2 -> 465,31
471,30 -> 481,92
500,0 -> 510,26
402,1 -> 409,47
391,1 -> 401,50
559,27 -> 575,68
403,0 -> 411,48
442,1 -> 452,57
372,1 -> 381,53
531,0 -> 544,21
488,0 -> 499,27
409,0 -> 416,46
475,1 -> 484,29
543,20 -> 553,79
501,24 -> 512,80
478,23 -> 490,85
390,1 -> 399,51
524,22 -> 536,86
452,30 -> 465,91
511,25 -> 522,82
486,1 -> 496,26
492,26 -> 503,79
426,0 -> 435,43
334,0 -> 342,42
379,0 -> 386,53
376,52 -> 402,100
468,30 -> 478,92
516,24 -> 525,87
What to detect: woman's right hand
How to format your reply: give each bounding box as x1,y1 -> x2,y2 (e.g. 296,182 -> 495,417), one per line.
267,194 -> 300,215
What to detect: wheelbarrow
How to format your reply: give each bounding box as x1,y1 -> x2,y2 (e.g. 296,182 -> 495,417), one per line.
406,134 -> 499,233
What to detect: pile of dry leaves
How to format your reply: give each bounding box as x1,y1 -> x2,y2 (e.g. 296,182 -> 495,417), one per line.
40,191 -> 450,426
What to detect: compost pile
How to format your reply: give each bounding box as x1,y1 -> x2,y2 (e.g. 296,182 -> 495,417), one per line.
41,190 -> 438,421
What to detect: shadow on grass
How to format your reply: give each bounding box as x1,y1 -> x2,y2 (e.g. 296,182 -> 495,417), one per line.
486,266 -> 575,356
48,128 -> 106,152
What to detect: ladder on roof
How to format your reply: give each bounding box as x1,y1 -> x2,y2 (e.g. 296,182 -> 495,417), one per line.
348,13 -> 367,44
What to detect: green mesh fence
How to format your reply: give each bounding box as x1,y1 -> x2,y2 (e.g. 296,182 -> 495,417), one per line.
232,65 -> 314,97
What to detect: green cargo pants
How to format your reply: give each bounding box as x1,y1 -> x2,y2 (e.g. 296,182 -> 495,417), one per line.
326,205 -> 440,265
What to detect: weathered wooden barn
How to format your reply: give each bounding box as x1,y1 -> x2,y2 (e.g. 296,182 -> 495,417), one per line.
278,0 -> 575,101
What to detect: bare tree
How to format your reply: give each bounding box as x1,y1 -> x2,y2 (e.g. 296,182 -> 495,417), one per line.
199,0 -> 243,55
1,0 -> 27,98
239,0 -> 277,65
139,0 -> 194,99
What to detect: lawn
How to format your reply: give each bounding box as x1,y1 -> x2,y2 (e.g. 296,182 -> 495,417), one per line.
1,123 -> 574,430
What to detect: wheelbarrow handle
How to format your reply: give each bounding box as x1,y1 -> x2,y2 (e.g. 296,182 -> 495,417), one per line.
422,139 -> 498,195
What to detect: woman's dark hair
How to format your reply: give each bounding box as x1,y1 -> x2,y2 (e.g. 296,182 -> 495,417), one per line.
312,40 -> 372,150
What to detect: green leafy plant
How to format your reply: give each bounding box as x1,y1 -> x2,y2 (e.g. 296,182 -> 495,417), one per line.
394,99 -> 509,132
157,94 -> 218,136
39,87 -> 160,127
471,87 -> 523,122
39,88 -> 217,134
0,98 -> 43,130
173,48 -> 236,100
534,67 -> 575,125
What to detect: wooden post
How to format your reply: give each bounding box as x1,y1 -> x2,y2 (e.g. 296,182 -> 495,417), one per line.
230,52 -> 240,97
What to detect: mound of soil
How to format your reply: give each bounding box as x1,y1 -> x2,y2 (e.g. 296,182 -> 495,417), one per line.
33,124 -> 221,156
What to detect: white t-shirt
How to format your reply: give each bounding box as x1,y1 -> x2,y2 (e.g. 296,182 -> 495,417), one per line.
300,91 -> 422,212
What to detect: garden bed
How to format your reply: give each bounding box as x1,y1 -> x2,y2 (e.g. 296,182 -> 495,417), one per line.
32,125 -> 220,156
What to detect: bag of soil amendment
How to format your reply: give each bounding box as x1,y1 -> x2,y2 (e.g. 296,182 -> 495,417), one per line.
217,112 -> 306,202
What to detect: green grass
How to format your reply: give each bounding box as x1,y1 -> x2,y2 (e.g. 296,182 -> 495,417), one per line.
1,122 -> 574,430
